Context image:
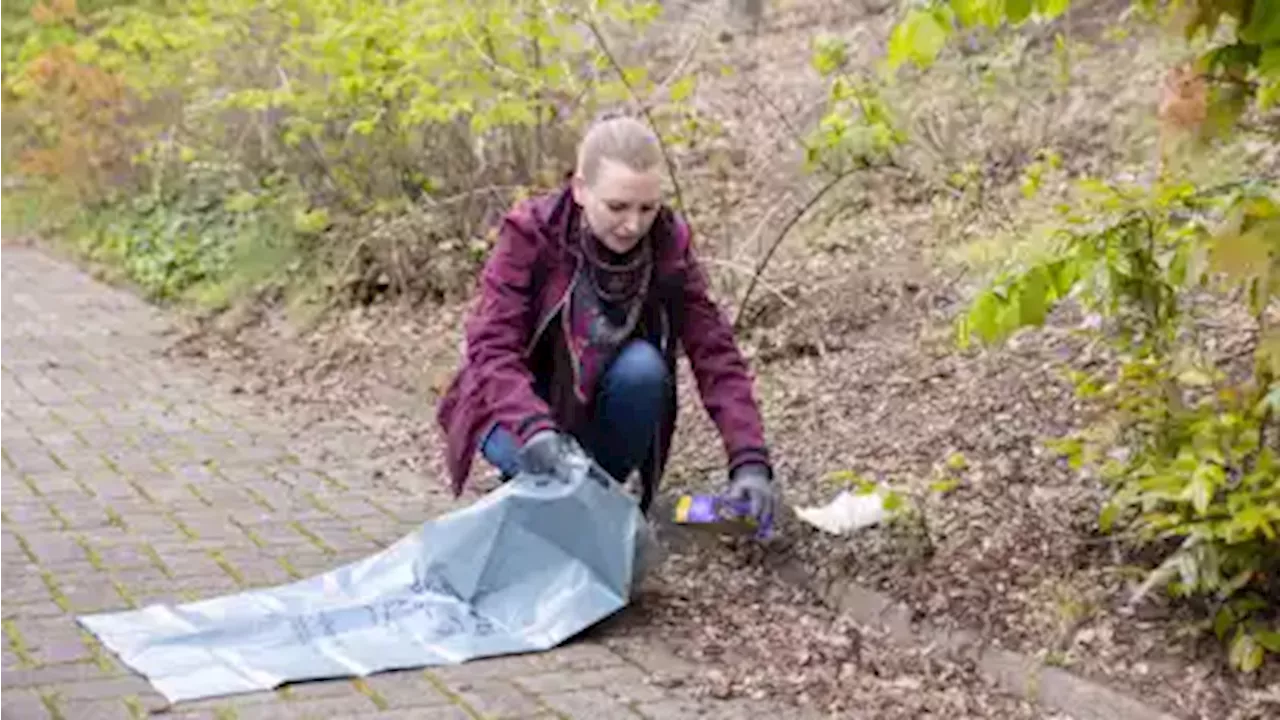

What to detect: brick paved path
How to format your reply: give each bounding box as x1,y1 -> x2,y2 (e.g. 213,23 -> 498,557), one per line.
2,248 -> 815,720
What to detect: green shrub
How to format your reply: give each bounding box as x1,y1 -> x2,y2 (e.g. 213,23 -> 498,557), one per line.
3,0 -> 678,307
864,0 -> 1280,671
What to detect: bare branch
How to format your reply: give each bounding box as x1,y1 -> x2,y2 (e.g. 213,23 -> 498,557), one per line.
579,13 -> 689,219
733,170 -> 857,330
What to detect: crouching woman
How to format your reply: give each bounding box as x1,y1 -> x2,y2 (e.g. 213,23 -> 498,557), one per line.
436,115 -> 778,525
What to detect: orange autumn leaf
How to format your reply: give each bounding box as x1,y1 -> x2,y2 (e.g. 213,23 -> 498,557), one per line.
1158,62 -> 1208,134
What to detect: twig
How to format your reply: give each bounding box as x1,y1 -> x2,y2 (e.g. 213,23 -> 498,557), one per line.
743,78 -> 840,175
419,185 -> 524,209
580,14 -> 688,219
699,257 -> 797,308
652,24 -> 707,101
1125,534 -> 1197,610
733,170 -> 856,330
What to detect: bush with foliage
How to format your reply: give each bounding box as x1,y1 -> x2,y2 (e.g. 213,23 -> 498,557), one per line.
876,0 -> 1279,670
2,0 -> 680,305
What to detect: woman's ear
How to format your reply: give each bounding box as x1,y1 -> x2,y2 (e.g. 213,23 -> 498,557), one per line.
570,172 -> 588,207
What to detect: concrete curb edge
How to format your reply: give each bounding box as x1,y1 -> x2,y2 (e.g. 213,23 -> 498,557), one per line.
771,560 -> 1186,720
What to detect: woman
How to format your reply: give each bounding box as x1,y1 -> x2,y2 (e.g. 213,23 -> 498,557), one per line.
436,115 -> 778,525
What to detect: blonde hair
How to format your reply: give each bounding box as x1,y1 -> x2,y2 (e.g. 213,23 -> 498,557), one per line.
575,115 -> 662,186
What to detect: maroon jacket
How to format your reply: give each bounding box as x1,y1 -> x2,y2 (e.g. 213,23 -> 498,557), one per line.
436,184 -> 771,498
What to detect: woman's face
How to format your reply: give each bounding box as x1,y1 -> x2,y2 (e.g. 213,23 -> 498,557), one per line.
573,158 -> 663,254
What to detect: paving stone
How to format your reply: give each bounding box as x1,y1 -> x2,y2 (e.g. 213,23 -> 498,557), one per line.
361,670 -> 453,708
234,695 -> 382,719
40,675 -> 158,702
2,569 -> 54,605
0,662 -> 117,688
24,471 -> 91,497
108,564 -> 171,588
2,531 -> 24,557
2,600 -> 66,620
283,550 -> 343,577
161,690 -> 286,715
604,638 -> 698,676
168,512 -> 249,545
296,520 -> 382,553
516,665 -> 667,704
5,506 -> 65,533
2,651 -> 22,670
148,548 -> 226,579
87,542 -> 154,570
0,688 -> 54,719
442,678 -> 544,718
16,617 -> 94,664
217,549 -> 296,587
57,699 -> 134,720
331,711 -> 474,720
280,678 -> 363,701
540,688 -> 643,719
47,502 -> 114,530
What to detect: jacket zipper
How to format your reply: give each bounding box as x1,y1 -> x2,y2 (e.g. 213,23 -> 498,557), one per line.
642,305 -> 672,514
523,263 -> 581,358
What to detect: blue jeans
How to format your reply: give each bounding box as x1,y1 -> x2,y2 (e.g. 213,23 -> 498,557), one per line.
481,339 -> 668,484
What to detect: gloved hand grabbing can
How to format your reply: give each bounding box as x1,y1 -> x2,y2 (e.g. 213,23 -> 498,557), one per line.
726,463 -> 778,533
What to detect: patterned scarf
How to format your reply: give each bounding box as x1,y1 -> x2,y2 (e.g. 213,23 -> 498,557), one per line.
562,221 -> 654,403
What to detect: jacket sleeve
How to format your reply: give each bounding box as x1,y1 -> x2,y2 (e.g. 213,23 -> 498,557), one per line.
676,220 -> 773,478
464,210 -> 558,444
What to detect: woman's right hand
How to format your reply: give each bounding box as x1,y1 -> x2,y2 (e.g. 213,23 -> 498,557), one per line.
518,430 -> 570,477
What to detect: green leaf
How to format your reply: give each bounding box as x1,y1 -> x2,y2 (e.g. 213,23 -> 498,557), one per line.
967,289 -> 1002,343
812,35 -> 848,75
1186,464 -> 1222,516
882,491 -> 904,512
1098,501 -> 1119,533
887,9 -> 950,70
1240,0 -> 1280,45
1229,504 -> 1276,541
1005,0 -> 1033,24
1209,227 -> 1272,282
930,478 -> 961,494
1036,0 -> 1071,20
1230,631 -> 1265,672
1018,266 -> 1050,326
670,75 -> 696,103
1266,385 -> 1280,412
292,207 -> 330,236
1214,605 -> 1238,640
1258,631 -> 1280,653
1259,42 -> 1280,71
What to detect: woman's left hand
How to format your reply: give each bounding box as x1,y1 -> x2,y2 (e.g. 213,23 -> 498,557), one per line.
726,464 -> 777,531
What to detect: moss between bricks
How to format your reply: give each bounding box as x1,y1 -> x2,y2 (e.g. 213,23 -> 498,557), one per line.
3,618 -> 38,666
209,551 -> 246,585
40,570 -> 72,611
290,522 -> 336,555
422,671 -> 484,720
352,678 -> 389,710
276,556 -> 303,580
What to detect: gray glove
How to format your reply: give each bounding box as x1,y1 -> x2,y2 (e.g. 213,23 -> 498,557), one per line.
726,463 -> 778,529
518,430 -> 571,477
